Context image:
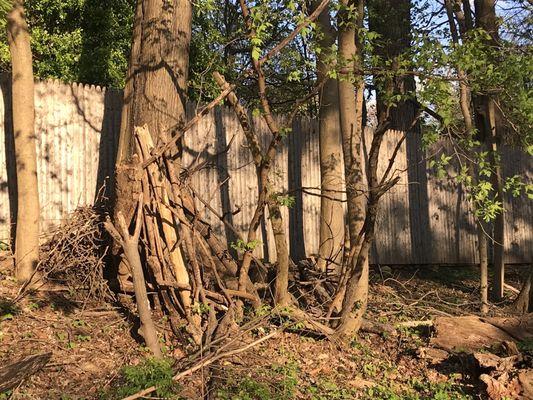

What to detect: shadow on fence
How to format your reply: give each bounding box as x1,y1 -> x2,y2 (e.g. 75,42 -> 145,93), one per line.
0,77 -> 531,264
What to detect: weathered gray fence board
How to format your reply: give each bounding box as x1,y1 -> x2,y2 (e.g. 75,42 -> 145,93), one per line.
0,77 -> 531,264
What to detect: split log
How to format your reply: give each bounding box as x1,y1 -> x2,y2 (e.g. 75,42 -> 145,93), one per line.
135,126 -> 192,310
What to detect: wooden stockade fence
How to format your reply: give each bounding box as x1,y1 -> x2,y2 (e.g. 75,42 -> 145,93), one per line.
0,76 -> 531,264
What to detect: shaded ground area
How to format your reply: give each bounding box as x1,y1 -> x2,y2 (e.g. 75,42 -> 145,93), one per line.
1,260 -> 531,399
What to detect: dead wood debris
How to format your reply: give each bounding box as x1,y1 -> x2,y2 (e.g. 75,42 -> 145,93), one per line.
430,316 -> 516,352
0,353 -> 51,393
426,313 -> 533,400
104,193 -> 163,359
121,328 -> 280,400
37,206 -> 112,302
475,351 -> 531,400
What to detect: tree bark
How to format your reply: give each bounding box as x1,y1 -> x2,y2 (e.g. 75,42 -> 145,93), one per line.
113,0 -> 194,318
117,0 -> 192,161
474,0 -> 505,301
336,118 -> 391,336
335,0 -> 417,338
115,0 -> 193,232
332,0 -> 367,328
315,1 -> 345,273
445,0 -> 489,314
7,0 -> 40,283
514,264 -> 533,314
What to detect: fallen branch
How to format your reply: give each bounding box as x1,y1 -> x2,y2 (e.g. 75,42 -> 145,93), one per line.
0,353 -> 52,392
504,283 -> 520,294
121,330 -> 279,400
396,320 -> 434,328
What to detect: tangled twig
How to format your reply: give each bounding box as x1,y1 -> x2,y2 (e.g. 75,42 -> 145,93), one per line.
37,206 -> 112,303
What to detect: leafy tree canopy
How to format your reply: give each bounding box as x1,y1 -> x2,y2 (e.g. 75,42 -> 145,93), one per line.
0,0 -> 135,87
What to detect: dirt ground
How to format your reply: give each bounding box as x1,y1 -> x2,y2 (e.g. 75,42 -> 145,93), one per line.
1,257 -> 531,399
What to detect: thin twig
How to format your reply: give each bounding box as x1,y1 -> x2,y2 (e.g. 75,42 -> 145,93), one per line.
121,330 -> 280,400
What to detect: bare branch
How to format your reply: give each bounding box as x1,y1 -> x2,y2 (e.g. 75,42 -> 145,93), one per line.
259,0 -> 331,65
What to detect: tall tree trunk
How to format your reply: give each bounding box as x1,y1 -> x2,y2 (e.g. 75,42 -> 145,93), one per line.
334,0 -> 417,336
117,0 -> 192,159
114,0 -> 194,317
7,0 -> 40,283
474,0 -> 505,301
335,0 -> 418,336
445,0 -> 489,314
315,2 -> 345,273
333,0 -> 367,332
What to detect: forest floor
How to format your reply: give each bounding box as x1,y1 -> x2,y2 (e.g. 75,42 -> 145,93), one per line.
1,257 -> 531,400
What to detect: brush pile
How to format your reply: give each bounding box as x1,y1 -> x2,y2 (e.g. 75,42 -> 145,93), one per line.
38,206 -> 111,302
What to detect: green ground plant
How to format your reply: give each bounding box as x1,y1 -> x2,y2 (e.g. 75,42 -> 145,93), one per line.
101,358 -> 181,400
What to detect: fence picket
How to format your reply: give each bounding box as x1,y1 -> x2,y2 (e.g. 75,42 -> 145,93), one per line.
0,77 -> 530,264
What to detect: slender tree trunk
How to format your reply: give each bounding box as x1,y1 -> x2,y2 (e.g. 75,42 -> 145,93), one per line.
338,0 -> 366,260
270,200 -> 291,306
479,222 -> 489,313
336,118 -> 390,336
487,98 -> 505,300
7,0 -> 40,283
474,0 -> 505,301
333,0 -> 367,329
315,2 -> 345,273
212,71 -> 288,306
332,0 -> 418,336
445,0 -> 489,314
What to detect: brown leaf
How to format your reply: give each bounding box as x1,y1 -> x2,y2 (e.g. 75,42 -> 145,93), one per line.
474,352 -> 520,372
518,369 -> 533,399
480,373 -> 522,400
418,347 -> 449,364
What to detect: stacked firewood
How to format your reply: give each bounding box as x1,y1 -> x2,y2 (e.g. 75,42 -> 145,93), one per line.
105,126 -> 256,357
